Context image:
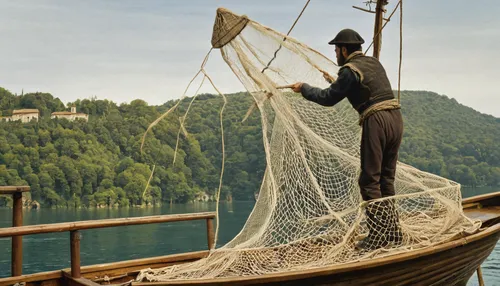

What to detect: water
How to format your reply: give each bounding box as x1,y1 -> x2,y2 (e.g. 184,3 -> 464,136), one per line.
0,202 -> 253,277
0,187 -> 499,285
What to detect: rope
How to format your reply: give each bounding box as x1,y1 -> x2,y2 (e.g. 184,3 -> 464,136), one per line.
140,48 -> 213,204
358,99 -> 401,126
142,164 -> 156,202
397,0 -> 403,103
173,76 -> 206,164
202,69 -> 227,249
261,0 -> 311,73
140,48 -> 213,153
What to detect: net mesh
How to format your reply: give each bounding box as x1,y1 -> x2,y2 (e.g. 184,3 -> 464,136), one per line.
137,8 -> 481,282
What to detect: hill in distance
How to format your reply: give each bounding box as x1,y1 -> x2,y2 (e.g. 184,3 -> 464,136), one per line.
0,87 -> 499,207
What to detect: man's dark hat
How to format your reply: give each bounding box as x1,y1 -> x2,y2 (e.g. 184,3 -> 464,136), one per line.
328,29 -> 365,45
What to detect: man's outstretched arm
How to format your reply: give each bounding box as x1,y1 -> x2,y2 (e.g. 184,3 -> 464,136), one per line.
291,67 -> 358,107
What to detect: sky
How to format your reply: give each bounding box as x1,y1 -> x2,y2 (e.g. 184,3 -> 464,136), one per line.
1,0 -> 499,116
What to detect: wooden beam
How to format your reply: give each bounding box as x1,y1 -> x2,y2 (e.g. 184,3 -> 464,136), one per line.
0,270 -> 62,286
79,251 -> 209,274
372,0 -> 388,59
352,6 -> 389,21
0,212 -> 217,238
11,191 -> 23,276
70,231 -> 81,278
0,185 -> 30,195
0,252 -> 209,286
477,266 -> 485,286
462,202 -> 482,209
62,251 -> 208,283
77,251 -> 209,282
353,5 -> 375,13
463,191 -> 500,206
63,271 -> 100,286
206,218 -> 215,250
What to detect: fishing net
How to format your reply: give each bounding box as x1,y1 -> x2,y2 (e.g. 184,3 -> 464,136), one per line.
137,7 -> 480,282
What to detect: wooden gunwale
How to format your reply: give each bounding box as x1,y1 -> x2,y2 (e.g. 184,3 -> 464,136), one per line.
0,251 -> 210,286
463,192 -> 500,205
0,270 -> 61,286
131,226 -> 500,285
385,241 -> 495,285
340,237 -> 495,285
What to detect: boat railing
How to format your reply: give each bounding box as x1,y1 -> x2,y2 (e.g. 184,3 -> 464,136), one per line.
0,186 -> 30,277
0,186 -> 216,279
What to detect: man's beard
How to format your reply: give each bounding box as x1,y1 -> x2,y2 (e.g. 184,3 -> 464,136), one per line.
337,53 -> 346,66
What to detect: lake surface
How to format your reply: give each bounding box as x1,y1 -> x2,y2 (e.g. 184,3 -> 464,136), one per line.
0,187 -> 499,285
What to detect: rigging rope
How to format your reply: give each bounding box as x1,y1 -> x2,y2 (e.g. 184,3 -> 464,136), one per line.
398,0 -> 403,103
261,0 -> 311,73
201,70 -> 227,248
140,48 -> 213,205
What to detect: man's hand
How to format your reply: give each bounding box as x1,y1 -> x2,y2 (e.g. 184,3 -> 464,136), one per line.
290,83 -> 303,93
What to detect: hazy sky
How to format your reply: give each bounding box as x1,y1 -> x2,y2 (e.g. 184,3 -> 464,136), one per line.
1,0 -> 499,116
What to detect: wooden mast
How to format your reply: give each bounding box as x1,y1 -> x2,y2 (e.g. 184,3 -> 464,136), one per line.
372,0 -> 388,59
352,0 -> 389,60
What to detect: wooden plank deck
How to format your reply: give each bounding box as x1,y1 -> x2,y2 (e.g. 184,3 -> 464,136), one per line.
465,206 -> 500,222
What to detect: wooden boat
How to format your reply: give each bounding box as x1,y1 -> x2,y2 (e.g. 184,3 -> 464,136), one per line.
0,188 -> 499,286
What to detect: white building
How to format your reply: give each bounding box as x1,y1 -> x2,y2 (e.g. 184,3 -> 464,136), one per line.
5,109 -> 40,123
51,106 -> 88,122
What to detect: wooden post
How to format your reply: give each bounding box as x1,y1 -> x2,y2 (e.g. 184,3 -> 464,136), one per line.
70,230 -> 81,278
373,0 -> 388,59
206,218 -> 215,250
11,191 -> 23,276
477,266 -> 485,286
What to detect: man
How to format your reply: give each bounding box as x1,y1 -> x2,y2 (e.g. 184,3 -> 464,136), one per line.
290,29 -> 403,249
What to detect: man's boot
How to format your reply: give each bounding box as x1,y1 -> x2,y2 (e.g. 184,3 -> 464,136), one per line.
383,200 -> 403,245
356,200 -> 403,250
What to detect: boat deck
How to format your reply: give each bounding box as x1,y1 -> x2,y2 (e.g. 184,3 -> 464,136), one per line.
463,193 -> 500,226
465,206 -> 500,224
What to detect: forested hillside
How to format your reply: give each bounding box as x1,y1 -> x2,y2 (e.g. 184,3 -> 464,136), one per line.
399,91 -> 500,187
0,87 -> 499,207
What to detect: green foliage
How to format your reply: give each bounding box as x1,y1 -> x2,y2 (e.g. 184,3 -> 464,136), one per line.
0,88 -> 499,207
398,91 -> 500,187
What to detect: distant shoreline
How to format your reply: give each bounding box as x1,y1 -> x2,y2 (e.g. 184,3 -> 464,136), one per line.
0,199 -> 257,209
